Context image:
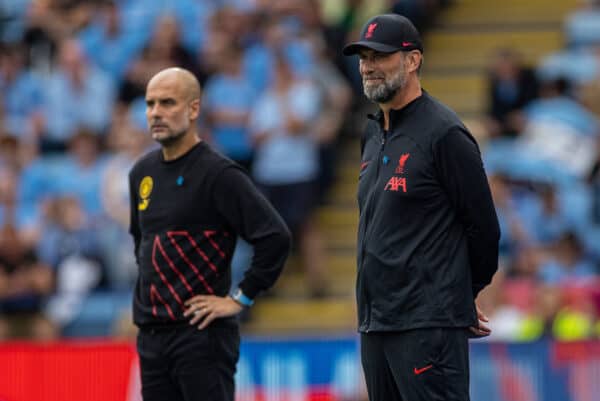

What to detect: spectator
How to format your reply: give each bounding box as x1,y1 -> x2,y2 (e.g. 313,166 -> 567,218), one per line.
306,32 -> 352,203
21,0 -> 94,72
243,16 -> 316,93
163,0 -> 216,57
250,52 -> 328,297
40,196 -> 107,328
203,42 -> 256,170
0,43 -> 45,141
78,0 -> 148,82
0,0 -> 30,42
50,128 -> 108,218
486,48 -> 538,138
0,223 -> 56,340
41,38 -> 115,151
515,183 -> 570,245
99,102 -> 151,288
487,174 -> 530,262
15,145 -> 54,246
537,231 -> 598,285
565,0 -> 600,48
517,78 -> 599,179
118,14 -> 203,104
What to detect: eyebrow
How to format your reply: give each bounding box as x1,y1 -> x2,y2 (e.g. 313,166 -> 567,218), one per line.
146,97 -> 177,105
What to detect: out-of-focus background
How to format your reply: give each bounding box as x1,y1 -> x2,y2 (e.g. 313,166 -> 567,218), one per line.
1,0 -> 600,400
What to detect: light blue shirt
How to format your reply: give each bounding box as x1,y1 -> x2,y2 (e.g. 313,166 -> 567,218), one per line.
525,96 -> 599,137
250,81 -> 321,185
0,70 -> 44,138
17,155 -> 63,230
0,0 -> 30,42
565,9 -> 600,47
49,155 -> 109,217
244,42 -> 315,93
78,15 -> 148,81
538,259 -> 597,285
203,74 -> 256,160
42,67 -> 116,141
538,49 -> 599,85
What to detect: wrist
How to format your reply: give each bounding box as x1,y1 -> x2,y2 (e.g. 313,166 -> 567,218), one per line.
230,288 -> 254,307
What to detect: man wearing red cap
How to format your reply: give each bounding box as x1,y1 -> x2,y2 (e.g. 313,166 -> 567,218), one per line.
344,14 -> 501,401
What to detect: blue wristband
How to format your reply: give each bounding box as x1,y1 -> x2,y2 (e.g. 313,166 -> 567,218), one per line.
232,288 -> 254,307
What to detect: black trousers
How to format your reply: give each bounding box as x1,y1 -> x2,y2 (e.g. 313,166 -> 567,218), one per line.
361,328 -> 470,401
137,322 -> 240,401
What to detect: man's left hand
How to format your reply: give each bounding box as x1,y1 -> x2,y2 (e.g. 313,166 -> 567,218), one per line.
184,295 -> 243,330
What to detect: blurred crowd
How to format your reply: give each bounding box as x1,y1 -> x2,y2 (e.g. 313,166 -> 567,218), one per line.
0,0 -> 450,339
6,0 -> 600,344
480,0 -> 600,342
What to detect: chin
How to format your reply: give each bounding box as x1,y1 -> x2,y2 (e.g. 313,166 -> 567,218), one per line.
155,132 -> 185,147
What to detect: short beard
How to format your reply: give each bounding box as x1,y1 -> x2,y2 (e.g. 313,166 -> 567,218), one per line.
154,128 -> 187,147
363,67 -> 408,104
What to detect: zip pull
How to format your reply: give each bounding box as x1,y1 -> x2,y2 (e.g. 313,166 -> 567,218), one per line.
381,129 -> 388,146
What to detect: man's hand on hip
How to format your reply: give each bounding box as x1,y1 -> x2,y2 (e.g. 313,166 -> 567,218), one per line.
184,295 -> 243,330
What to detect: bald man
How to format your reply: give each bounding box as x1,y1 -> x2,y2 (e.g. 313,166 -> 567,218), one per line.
129,68 -> 291,401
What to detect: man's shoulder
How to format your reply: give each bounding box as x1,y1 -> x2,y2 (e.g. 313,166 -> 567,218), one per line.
198,143 -> 243,177
422,92 -> 464,127
129,148 -> 161,178
417,92 -> 469,141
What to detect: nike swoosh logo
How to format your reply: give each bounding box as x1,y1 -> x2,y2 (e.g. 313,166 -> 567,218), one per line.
360,161 -> 370,170
413,365 -> 433,375
402,41 -> 413,47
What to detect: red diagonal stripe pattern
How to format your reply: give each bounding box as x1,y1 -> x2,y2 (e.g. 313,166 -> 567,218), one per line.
167,231 -> 215,294
155,236 -> 195,297
204,230 -> 227,259
150,283 -> 175,320
152,236 -> 184,308
168,231 -> 218,274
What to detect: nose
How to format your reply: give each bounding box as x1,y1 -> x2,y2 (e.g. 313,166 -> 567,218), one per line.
147,104 -> 161,121
359,59 -> 374,76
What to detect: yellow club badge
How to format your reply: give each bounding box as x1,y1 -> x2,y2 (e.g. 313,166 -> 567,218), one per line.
138,176 -> 153,211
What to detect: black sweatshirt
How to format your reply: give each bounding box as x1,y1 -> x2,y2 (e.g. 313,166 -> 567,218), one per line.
129,141 -> 291,327
357,91 -> 500,333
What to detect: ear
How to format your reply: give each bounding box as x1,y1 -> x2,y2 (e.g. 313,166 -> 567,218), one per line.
406,51 -> 422,74
189,98 -> 201,120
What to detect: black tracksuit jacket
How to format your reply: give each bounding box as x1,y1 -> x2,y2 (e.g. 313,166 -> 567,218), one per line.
356,91 -> 500,333
129,141 -> 291,327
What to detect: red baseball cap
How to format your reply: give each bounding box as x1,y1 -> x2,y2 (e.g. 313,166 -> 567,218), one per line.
343,14 -> 423,56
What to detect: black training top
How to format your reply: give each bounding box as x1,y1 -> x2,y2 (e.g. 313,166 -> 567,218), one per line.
128,141 -> 291,327
356,91 -> 500,333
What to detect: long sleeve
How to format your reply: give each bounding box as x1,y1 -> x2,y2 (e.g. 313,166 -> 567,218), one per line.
128,172 -> 141,266
211,166 -> 292,299
433,127 -> 501,298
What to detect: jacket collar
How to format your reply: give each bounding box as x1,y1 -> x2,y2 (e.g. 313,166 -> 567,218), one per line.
367,90 -> 427,129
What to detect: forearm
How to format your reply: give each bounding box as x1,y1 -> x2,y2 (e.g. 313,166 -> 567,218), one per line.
213,166 -> 292,299
238,228 -> 291,299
